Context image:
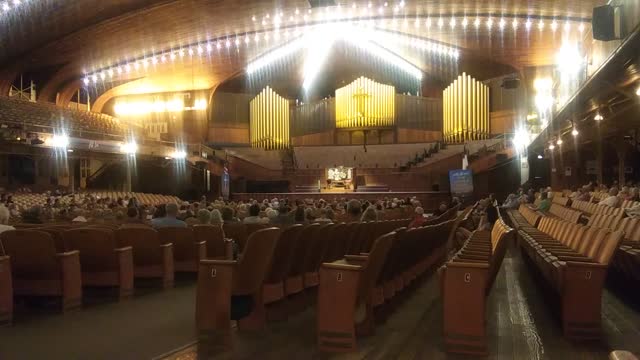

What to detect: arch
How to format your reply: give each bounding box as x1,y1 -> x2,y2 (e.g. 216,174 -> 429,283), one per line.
38,63 -> 80,103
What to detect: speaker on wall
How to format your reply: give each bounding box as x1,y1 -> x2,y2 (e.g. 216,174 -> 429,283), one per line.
592,5 -> 617,41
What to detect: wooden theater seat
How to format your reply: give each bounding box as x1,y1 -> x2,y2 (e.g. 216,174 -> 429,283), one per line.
63,228 -> 134,298
158,227 -> 205,273
302,223 -> 334,288
285,224 -> 320,295
0,256 -> 12,325
518,217 -> 623,339
222,223 -> 248,253
317,231 -> 395,352
192,224 -> 228,259
195,227 -> 281,348
439,218 -> 514,355
237,224 -> 305,329
0,230 -> 82,311
115,226 -> 174,288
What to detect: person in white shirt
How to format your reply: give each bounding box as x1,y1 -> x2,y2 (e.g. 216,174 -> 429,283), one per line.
599,188 -> 620,208
0,204 -> 15,234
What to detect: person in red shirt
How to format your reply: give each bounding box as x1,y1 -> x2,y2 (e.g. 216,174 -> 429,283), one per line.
408,207 -> 426,228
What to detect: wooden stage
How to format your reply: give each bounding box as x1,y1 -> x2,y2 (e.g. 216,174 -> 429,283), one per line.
231,191 -> 451,211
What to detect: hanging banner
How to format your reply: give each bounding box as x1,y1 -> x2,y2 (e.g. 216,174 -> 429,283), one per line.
221,167 -> 230,200
449,169 -> 474,201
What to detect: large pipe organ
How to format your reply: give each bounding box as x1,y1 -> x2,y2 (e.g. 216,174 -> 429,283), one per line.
335,76 -> 395,129
443,72 -> 489,143
250,86 -> 290,150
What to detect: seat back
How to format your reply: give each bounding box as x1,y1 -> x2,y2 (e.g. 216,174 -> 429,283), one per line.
233,228 -> 281,294
264,224 -> 304,284
193,224 -> 225,258
0,230 -> 59,279
37,227 -> 67,252
157,227 -> 195,261
357,232 -> 396,303
115,226 -> 162,265
594,230 -> 624,264
288,224 -> 319,278
64,228 -> 118,271
303,223 -> 334,273
222,223 -> 247,252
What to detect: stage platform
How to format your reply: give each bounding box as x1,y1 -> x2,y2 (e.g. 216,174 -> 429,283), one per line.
230,191 -> 450,211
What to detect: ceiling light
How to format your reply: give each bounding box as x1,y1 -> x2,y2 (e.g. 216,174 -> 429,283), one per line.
486,18 -> 493,29
537,154 -> 543,159
52,134 -> 70,148
83,77 -> 89,85
512,19 -> 518,30
571,128 -> 579,136
538,20 -> 544,30
556,43 -> 584,76
247,36 -> 306,74
549,143 -> 555,150
564,22 -> 571,32
120,141 -> 138,155
171,150 -> 187,160
438,18 -> 444,28
474,18 -> 481,28
578,23 -> 585,33
594,113 -> 604,121
556,138 -> 563,145
498,18 -> 506,30
462,17 -> 468,28
636,86 -> 640,96
525,19 -> 532,30
449,18 -> 456,29
551,20 -> 558,31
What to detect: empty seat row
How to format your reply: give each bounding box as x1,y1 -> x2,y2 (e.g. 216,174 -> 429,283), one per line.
571,199 -> 599,215
549,203 -> 582,223
620,199 -> 640,209
551,195 -> 571,207
439,217 -> 514,355
316,209 -> 461,352
517,216 -> 623,339
0,223 -> 229,323
195,218 -> 412,350
507,204 -> 542,231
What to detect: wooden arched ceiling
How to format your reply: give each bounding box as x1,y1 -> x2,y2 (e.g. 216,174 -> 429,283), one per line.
0,0 -> 603,101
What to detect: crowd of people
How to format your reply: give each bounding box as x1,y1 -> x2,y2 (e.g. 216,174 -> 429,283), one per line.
498,180 -> 640,215
0,189 -> 464,232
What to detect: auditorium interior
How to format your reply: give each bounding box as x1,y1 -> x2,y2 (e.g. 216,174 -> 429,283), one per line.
1,0 -> 640,359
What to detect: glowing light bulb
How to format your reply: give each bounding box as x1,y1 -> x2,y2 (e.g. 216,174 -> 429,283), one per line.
571,128 -> 579,136
525,19 -> 532,30
557,138 -> 563,145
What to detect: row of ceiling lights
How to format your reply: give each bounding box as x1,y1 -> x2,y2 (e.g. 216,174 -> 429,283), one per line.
82,22 -> 460,85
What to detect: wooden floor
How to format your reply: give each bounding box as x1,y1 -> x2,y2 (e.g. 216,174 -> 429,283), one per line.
164,245 -> 640,360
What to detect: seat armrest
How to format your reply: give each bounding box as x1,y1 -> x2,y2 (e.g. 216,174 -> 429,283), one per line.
56,250 -> 82,307
195,241 -> 207,260
445,261 -> 489,269
565,261 -> 607,268
344,255 -> 368,265
114,246 -> 133,253
56,250 -> 80,258
321,262 -> 362,271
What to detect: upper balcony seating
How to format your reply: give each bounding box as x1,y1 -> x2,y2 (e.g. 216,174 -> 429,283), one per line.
439,217 -> 514,355
62,228 -> 134,299
0,96 -> 125,136
0,230 -> 82,311
517,216 -> 623,339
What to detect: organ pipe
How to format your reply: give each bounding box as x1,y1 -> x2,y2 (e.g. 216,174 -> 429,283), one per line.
442,72 -> 490,143
335,76 -> 395,129
250,86 -> 290,150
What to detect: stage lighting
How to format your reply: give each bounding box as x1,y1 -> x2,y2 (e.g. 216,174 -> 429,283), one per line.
302,32 -> 334,92
120,141 -> 138,155
247,36 -> 306,74
556,43 -> 584,75
512,128 -> 531,153
171,150 -> 187,160
52,134 -> 70,148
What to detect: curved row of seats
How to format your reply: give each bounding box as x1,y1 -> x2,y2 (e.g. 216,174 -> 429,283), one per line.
195,205 -> 462,353
0,223 -> 229,324
549,203 -> 582,223
517,215 -> 623,339
11,191 -> 182,210
439,213 -> 514,355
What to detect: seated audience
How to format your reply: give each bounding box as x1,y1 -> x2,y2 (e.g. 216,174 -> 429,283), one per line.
125,207 -> 144,224
361,206 -> 378,222
243,204 -> 268,224
408,207 -> 426,228
0,204 -> 15,233
151,203 -> 187,228
195,209 -> 211,225
599,188 -> 620,207
272,205 -> 294,225
533,192 -> 551,212
210,209 -> 224,225
433,202 -> 448,217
